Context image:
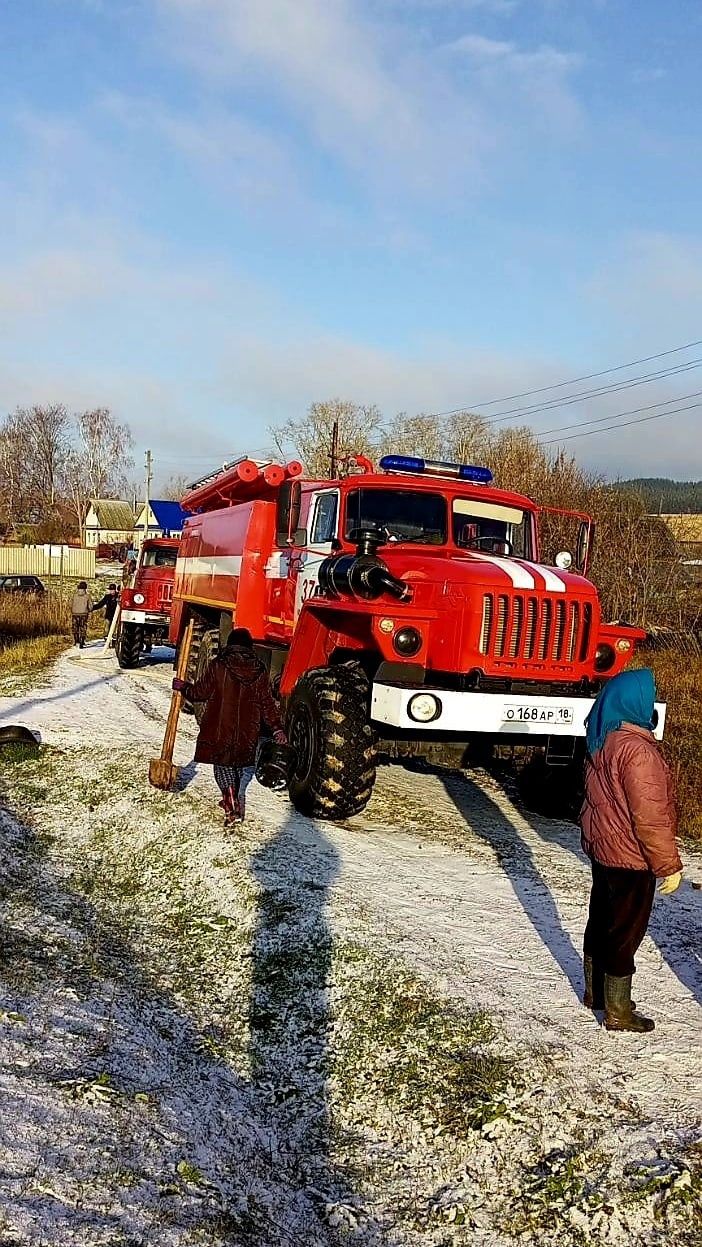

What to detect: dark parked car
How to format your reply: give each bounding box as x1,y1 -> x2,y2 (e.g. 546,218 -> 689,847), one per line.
0,575 -> 46,596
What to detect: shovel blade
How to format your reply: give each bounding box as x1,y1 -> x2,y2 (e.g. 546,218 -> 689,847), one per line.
148,759 -> 180,790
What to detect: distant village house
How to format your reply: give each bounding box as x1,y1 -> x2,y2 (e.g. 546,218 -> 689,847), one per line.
658,513 -> 702,563
83,499 -> 136,550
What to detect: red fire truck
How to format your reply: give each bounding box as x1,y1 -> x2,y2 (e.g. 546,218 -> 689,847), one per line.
117,537 -> 179,668
170,454 -> 663,819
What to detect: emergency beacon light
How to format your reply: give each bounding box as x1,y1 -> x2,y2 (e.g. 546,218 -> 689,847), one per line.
379,455 -> 493,484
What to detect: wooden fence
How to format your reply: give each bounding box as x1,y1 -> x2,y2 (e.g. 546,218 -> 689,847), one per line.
0,546 -> 96,580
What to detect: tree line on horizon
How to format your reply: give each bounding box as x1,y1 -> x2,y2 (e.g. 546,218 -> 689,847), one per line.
617,477 -> 702,515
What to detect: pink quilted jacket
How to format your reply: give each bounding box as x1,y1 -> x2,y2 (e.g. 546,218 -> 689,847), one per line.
580,724 -> 682,878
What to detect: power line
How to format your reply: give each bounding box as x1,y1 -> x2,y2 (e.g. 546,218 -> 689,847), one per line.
535,388 -> 702,439
413,336 -> 702,417
371,356 -> 702,438
473,359 -> 702,426
539,400 -> 702,445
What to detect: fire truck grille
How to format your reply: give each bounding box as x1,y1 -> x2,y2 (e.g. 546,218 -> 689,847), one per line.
478,594 -> 592,665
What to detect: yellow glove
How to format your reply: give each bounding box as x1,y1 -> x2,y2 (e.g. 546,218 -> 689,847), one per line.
658,871 -> 683,895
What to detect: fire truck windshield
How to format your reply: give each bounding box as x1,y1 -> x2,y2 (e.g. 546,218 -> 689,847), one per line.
344,488 -> 532,556
141,548 -> 178,568
344,488 -> 447,544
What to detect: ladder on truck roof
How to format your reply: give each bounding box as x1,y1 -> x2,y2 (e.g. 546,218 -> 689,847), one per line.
182,456 -> 303,514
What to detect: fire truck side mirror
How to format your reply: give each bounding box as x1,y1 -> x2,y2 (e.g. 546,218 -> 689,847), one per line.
576,520 -> 593,573
276,480 -> 302,546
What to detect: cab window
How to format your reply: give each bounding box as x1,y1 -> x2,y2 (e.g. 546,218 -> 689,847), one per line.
344,488 -> 447,544
141,547 -> 178,568
452,499 -> 531,559
310,492 -> 338,545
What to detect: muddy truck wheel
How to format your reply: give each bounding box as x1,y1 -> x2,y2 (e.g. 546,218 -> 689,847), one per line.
287,663 -> 377,820
116,622 -> 143,669
518,749 -> 585,821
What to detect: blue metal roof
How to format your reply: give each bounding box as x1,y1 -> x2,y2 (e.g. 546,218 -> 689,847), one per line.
148,500 -> 187,532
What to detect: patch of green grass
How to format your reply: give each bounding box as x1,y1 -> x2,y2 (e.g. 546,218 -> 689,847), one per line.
0,745 -> 61,808
331,944 -> 513,1139
506,1147 -> 608,1236
623,1145 -> 702,1217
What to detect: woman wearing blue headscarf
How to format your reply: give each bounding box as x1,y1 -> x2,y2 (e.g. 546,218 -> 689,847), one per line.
580,668 -> 682,1033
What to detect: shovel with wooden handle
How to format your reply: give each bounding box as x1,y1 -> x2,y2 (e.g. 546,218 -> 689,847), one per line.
149,618 -> 195,790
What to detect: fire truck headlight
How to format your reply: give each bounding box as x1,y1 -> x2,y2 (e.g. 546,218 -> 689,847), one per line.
407,693 -> 442,723
615,637 -> 632,653
393,626 -> 422,656
594,642 -> 616,672
133,593 -> 145,605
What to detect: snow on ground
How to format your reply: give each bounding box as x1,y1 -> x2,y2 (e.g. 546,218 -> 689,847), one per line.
0,646 -> 700,1245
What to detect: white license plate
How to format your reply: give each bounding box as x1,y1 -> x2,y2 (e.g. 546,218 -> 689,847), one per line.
502,703 -> 574,725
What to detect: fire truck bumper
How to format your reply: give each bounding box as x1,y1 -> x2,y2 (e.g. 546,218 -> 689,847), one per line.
120,609 -> 169,626
370,683 -> 667,739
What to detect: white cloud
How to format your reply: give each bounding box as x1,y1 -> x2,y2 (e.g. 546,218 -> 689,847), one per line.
445,33 -> 582,132
100,92 -> 301,205
376,1 -> 518,11
155,0 -> 581,194
587,231 -> 702,343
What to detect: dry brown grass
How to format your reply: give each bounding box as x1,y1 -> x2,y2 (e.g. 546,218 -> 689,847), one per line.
643,646 -> 702,843
0,591 -> 69,641
0,591 -> 72,679
0,633 -> 68,677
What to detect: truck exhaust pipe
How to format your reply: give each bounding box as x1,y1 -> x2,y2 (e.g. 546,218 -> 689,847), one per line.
318,527 -> 410,602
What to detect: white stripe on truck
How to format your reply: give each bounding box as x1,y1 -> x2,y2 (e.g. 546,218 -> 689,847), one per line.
175,555 -> 243,579
467,553 -> 535,589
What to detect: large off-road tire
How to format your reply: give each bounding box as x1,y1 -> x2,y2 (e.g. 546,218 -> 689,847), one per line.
192,627 -> 220,725
116,622 -> 143,669
175,614 -> 208,716
286,663 -> 377,820
518,748 -> 585,821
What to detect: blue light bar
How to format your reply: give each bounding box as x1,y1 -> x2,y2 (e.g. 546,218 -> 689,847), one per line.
379,454 -> 493,484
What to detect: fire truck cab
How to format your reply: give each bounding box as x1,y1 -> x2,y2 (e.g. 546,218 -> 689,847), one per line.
117,537 -> 178,668
170,454 -> 663,819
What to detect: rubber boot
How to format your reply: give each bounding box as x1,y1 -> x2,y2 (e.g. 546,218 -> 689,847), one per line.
584,957 -> 635,1011
604,975 -> 654,1033
583,955 -> 603,1009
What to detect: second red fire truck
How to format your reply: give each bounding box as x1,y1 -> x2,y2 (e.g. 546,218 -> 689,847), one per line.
117,537 -> 179,668
169,453 -> 663,819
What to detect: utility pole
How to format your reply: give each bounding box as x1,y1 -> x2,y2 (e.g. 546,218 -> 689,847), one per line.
143,449 -> 153,548
329,420 -> 339,479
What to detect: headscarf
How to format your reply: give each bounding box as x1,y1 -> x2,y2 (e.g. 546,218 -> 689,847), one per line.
585,667 -> 656,756
226,627 -> 254,649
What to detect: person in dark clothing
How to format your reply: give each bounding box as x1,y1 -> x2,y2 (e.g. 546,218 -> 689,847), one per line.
173,627 -> 286,826
580,668 -> 682,1033
92,584 -> 120,637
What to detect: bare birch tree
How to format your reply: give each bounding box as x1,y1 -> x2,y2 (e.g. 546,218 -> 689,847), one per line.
270,399 -> 380,478
64,408 -> 134,536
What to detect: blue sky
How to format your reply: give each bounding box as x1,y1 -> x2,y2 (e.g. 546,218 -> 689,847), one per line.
1,0 -> 701,487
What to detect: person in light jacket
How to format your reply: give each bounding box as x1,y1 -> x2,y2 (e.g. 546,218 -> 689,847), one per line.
70,581 -> 92,648
580,668 -> 682,1033
173,628 -> 286,827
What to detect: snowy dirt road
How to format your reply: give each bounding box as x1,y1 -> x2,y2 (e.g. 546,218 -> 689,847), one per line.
0,647 -> 700,1246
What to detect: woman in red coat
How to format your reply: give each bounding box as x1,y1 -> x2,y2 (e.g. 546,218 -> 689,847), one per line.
173,628 -> 285,826
580,667 -> 682,1033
